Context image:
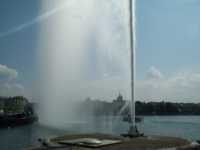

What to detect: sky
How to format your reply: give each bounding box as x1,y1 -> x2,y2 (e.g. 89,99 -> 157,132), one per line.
0,0 -> 200,102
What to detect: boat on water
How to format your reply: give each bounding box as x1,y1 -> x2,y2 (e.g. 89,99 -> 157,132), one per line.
0,113 -> 38,127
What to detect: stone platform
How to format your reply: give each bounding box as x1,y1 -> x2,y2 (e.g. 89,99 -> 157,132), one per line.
28,133 -> 200,150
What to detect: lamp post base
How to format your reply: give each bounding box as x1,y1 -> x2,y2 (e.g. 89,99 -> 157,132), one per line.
121,125 -> 144,138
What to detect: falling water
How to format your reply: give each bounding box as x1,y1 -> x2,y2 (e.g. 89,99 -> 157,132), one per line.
38,0 -> 136,129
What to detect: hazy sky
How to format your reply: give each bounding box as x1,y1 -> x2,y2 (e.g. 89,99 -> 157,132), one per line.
0,0 -> 200,102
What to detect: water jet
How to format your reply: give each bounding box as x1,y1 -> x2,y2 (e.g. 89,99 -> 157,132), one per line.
29,0 -> 200,149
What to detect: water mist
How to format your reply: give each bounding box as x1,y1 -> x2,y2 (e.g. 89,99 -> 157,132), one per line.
38,0 -> 134,130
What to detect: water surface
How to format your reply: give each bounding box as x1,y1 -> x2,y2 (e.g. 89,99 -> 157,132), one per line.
0,116 -> 200,150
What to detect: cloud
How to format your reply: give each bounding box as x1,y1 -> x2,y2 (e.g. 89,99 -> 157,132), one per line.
137,68 -> 200,102
147,66 -> 163,80
0,83 -> 25,97
0,2 -> 71,38
0,64 -> 18,80
70,69 -> 200,103
0,64 -> 24,96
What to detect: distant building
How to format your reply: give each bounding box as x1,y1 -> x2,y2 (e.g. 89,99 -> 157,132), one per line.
117,93 -> 123,101
112,93 -> 126,115
113,93 -> 125,104
0,96 -> 29,115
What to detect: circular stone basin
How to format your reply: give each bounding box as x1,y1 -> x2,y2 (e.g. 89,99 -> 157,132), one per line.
51,134 -> 200,150
79,138 -> 102,145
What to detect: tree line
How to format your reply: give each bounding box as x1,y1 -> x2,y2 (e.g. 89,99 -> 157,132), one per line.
80,97 -> 200,116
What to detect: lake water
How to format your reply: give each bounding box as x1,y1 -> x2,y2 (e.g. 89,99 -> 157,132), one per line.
0,116 -> 200,150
